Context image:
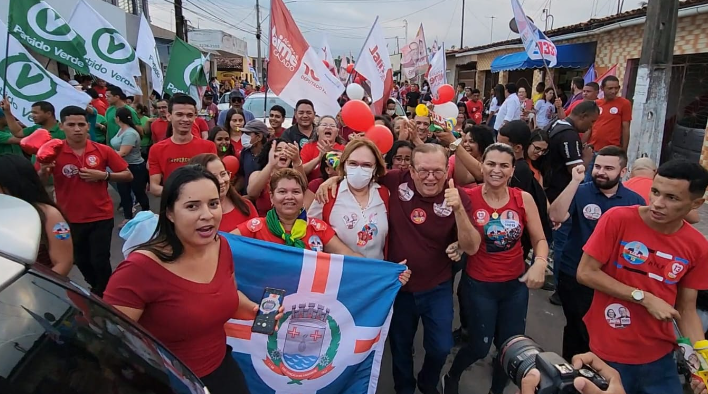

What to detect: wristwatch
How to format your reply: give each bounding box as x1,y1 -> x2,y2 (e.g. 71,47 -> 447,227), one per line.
449,138 -> 463,152
631,289 -> 645,303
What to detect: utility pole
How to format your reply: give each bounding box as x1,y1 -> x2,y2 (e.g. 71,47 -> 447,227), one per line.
627,0 -> 679,166
255,0 -> 263,86
488,16 -> 496,43
403,19 -> 408,44
174,0 -> 185,40
460,0 -> 465,48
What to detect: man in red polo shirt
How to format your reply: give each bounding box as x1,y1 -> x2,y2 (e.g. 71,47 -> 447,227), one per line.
148,95 -> 217,196
39,106 -> 133,297
149,98 -> 203,143
585,76 -> 632,152
464,88 -> 484,124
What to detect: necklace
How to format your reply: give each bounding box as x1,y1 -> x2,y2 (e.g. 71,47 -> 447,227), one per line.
482,185 -> 508,220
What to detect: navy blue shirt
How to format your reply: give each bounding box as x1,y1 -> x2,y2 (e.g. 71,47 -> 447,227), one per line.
559,182 -> 645,276
237,147 -> 263,194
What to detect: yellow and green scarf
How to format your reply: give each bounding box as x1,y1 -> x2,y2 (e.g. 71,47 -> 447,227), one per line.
266,208 -> 308,249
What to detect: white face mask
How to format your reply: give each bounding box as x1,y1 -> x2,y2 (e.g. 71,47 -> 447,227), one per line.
241,133 -> 252,149
386,109 -> 396,116
346,165 -> 374,189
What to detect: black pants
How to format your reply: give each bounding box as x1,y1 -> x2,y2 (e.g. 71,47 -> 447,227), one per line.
557,271 -> 594,360
452,259 -> 469,331
69,219 -> 114,297
200,346 -> 250,394
117,162 -> 150,219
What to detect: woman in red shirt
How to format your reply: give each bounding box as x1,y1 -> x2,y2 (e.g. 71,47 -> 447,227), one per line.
189,154 -> 257,232
104,166 -> 281,394
224,108 -> 246,155
443,143 -> 549,394
300,115 -> 346,183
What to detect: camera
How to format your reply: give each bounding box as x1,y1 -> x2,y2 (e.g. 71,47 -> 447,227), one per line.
500,335 -> 609,394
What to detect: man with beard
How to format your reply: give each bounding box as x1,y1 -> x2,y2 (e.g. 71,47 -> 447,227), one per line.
548,146 -> 645,360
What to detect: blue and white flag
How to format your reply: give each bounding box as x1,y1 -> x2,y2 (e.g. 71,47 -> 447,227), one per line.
511,0 -> 557,67
223,234 -> 403,394
584,64 -> 596,84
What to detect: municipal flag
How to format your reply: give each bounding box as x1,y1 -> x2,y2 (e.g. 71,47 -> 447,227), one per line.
163,37 -> 208,96
511,0 -> 557,67
400,24 -> 428,80
268,0 -> 345,116
428,39 -> 440,63
136,13 -> 164,95
595,64 -> 617,99
223,234 -> 403,394
353,17 -> 394,115
584,64 -> 596,85
8,0 -> 89,74
0,20 -> 90,125
319,36 -> 337,77
426,42 -> 446,97
68,0 -> 141,95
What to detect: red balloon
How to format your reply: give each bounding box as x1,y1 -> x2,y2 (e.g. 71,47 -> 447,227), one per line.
20,128 -> 51,155
365,124 -> 394,154
341,100 -> 374,132
36,139 -> 64,164
323,60 -> 330,69
353,76 -> 362,84
222,155 -> 240,175
346,64 -> 354,74
436,84 -> 455,103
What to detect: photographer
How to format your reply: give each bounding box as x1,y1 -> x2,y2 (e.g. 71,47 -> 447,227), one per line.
519,353 -> 625,394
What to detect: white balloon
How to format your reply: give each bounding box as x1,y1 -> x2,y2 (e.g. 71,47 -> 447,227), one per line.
346,83 -> 365,100
434,102 -> 459,119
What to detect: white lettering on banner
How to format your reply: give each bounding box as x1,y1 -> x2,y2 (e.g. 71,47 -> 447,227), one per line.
271,26 -> 298,71
300,73 -> 328,96
12,25 -> 86,68
368,45 -> 386,80
165,82 -> 187,95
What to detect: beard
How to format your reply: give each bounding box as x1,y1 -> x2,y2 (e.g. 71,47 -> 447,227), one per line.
592,174 -> 620,190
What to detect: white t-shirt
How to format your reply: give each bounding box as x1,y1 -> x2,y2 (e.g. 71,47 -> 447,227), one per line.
308,181 -> 389,260
494,93 -> 521,131
489,97 -> 500,113
534,99 -> 556,128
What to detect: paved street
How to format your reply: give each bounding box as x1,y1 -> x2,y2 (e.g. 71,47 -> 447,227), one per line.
66,190 -> 595,394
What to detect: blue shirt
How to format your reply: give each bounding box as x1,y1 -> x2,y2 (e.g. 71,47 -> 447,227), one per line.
216,107 -> 255,127
559,182 -> 645,276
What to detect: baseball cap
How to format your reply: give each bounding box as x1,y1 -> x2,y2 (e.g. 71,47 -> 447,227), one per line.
229,90 -> 245,100
241,120 -> 269,136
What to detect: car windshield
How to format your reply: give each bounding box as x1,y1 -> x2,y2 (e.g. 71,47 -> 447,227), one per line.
243,96 -> 295,118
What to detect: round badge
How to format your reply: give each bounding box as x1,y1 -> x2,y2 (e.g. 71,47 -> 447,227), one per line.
52,222 -> 71,240
621,241 -> 649,265
604,303 -> 631,329
609,107 -> 619,115
582,204 -> 602,220
86,155 -> 99,167
62,164 -> 79,178
666,262 -> 685,280
308,235 -> 324,251
474,209 -> 489,225
410,208 -> 427,224
247,218 -> 263,232
500,210 -> 519,222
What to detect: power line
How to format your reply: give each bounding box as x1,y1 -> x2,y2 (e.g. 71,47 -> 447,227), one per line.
382,0 -> 450,23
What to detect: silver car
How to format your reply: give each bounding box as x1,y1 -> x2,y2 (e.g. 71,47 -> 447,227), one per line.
218,92 -> 295,129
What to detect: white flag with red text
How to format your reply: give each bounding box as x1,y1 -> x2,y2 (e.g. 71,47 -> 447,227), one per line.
400,24 -> 428,80
319,36 -> 337,77
269,0 -> 344,116
511,0 -> 557,67
352,17 -> 393,115
426,42 -> 446,97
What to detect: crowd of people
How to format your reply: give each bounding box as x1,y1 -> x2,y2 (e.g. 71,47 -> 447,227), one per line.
1,71 -> 708,394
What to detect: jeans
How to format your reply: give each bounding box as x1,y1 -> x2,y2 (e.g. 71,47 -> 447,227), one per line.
557,272 -> 594,360
552,221 -> 571,283
69,218 -> 114,297
448,275 -> 529,394
117,162 -> 150,220
606,352 -> 682,394
390,281 -> 454,394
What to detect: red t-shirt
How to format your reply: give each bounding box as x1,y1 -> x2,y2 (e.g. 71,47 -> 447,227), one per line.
93,86 -> 108,107
218,200 -> 258,232
148,136 -> 217,180
465,100 -> 484,124
237,217 -> 336,251
194,117 -> 209,134
588,97 -> 632,150
466,186 -> 526,282
582,206 -> 708,364
622,176 -> 653,204
103,236 -> 240,377
91,98 -> 108,116
273,127 -> 285,139
51,141 -> 128,223
378,169 -> 474,292
300,142 -> 345,182
151,119 -> 203,143
308,178 -> 325,193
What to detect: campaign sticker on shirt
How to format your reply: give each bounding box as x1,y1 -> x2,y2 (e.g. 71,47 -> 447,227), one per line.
500,210 -> 519,223
86,155 -> 99,168
609,107 -> 619,115
309,218 -> 326,231
666,261 -> 686,280
474,209 -> 490,226
247,218 -> 263,232
308,235 -> 324,251
398,183 -> 414,201
299,138 -> 309,148
52,222 -> 71,240
62,164 -> 79,178
604,303 -> 631,329
621,241 -> 649,265
342,213 -> 359,229
357,223 -> 379,247
410,208 -> 426,224
582,204 -> 602,220
433,202 -> 453,217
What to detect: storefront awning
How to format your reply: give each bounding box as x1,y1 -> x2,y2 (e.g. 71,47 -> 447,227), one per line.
490,42 -> 596,72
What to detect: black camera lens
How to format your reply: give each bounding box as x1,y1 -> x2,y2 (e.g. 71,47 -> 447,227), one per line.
500,335 -> 544,387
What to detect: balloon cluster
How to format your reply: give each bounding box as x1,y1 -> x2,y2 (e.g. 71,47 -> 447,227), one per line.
20,129 -> 64,164
416,84 -> 461,136
341,97 -> 393,154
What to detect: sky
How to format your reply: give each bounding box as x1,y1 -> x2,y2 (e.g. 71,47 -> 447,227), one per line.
148,0 -> 644,58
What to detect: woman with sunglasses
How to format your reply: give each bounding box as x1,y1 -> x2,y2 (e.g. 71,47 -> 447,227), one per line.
299,115 -> 345,182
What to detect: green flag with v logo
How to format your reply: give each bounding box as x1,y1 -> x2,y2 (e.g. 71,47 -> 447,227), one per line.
163,38 -> 208,96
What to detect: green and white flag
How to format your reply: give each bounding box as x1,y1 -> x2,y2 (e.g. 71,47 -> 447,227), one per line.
8,0 -> 89,74
68,0 -> 141,95
163,37 -> 208,96
0,20 -> 91,125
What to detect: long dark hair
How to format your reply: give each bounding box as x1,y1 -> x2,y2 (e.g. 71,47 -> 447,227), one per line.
257,137 -> 288,169
0,155 -> 63,246
385,140 -> 415,169
224,108 -> 245,136
188,153 -> 252,217
138,165 -> 220,262
207,126 -> 235,157
116,107 -> 138,130
493,84 -> 505,106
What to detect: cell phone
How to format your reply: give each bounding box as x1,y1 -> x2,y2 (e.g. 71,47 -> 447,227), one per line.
251,287 -> 286,335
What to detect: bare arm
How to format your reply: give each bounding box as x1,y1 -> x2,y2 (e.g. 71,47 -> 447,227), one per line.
109,169 -> 133,183
5,111 -> 25,138
247,168 -> 272,200
620,121 -> 630,152
43,206 -> 73,276
304,190 -> 316,211
520,192 -> 549,288
116,145 -> 133,157
302,155 -> 321,176
234,290 -> 258,320
149,174 -> 163,197
676,287 -> 706,344
453,145 -> 483,183
549,166 -> 584,224
113,305 -> 144,322
324,235 -> 364,257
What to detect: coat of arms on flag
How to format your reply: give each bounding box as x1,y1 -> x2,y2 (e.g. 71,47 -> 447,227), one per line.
222,234 -> 403,393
